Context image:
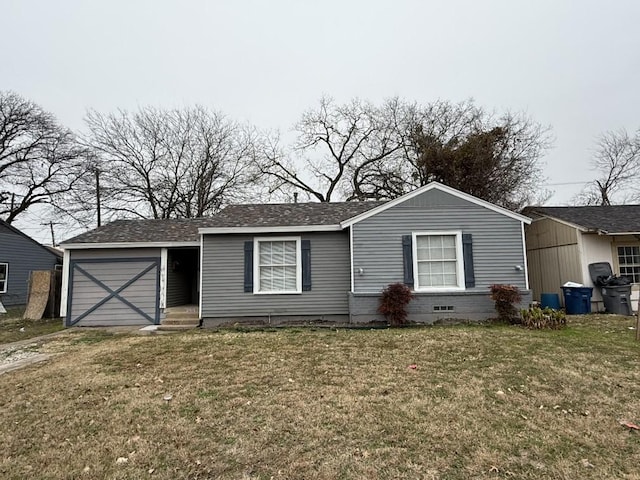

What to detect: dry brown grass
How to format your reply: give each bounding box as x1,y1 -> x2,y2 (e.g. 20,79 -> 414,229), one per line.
1,315 -> 640,479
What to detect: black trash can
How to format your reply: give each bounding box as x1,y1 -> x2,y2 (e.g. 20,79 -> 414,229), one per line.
588,262 -> 633,315
601,285 -> 633,316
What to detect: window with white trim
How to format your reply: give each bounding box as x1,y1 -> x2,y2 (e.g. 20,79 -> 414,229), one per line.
254,237 -> 301,293
413,232 -> 465,290
617,246 -> 640,283
0,263 -> 7,293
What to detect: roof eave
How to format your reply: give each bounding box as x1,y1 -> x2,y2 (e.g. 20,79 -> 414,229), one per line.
588,231 -> 640,236
60,241 -> 200,250
529,214 -> 589,232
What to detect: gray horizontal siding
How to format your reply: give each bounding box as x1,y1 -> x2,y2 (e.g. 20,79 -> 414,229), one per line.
201,231 -> 350,318
67,253 -> 159,326
352,188 -> 527,293
349,290 -> 533,324
0,231 -> 60,306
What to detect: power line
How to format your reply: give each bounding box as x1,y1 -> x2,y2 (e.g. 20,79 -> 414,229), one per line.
544,181 -> 592,186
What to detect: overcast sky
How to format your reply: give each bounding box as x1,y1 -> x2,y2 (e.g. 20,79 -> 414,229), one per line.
4,0 -> 640,243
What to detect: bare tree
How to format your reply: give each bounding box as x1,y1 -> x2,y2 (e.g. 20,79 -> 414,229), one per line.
259,97 -> 551,208
256,96 -> 405,202
574,129 -> 640,205
0,91 -> 86,224
69,106 -> 264,224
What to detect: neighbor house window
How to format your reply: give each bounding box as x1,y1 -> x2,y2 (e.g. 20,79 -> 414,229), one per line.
254,237 -> 301,293
0,263 -> 7,293
618,246 -> 640,283
413,232 -> 464,290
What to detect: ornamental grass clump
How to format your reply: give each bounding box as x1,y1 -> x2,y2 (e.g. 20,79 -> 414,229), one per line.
378,282 -> 414,326
521,306 -> 567,329
489,284 -> 522,324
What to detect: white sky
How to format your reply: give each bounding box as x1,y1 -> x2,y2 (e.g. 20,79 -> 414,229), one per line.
3,0 -> 640,243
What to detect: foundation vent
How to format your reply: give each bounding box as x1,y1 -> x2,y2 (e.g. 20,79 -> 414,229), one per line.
433,305 -> 455,312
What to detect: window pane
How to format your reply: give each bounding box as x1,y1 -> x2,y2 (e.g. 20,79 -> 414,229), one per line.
442,236 -> 455,248
430,262 -> 444,274
443,247 -> 456,260
443,261 -> 456,274
259,266 -> 273,290
443,274 -> 458,286
284,266 -> 297,290
272,249 -> 284,265
284,242 -> 297,264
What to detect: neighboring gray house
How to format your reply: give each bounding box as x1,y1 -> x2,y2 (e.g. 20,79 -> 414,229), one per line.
59,182 -> 532,327
0,219 -> 62,307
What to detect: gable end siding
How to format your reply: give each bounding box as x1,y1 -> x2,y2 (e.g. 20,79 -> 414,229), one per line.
352,189 -> 527,293
201,231 -> 350,318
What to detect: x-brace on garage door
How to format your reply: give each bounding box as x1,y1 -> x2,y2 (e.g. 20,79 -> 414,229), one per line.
66,258 -> 160,326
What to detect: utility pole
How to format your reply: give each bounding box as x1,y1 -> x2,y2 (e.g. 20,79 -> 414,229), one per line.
41,221 -> 60,246
95,168 -> 102,227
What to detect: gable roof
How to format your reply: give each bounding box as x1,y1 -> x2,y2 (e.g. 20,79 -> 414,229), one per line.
61,201 -> 384,247
0,219 -> 62,260
524,205 -> 640,234
340,182 -> 532,227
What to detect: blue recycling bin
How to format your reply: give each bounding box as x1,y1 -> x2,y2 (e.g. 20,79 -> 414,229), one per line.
561,287 -> 593,314
540,293 -> 561,310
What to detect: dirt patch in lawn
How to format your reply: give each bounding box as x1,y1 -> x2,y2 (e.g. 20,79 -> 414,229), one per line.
0,315 -> 639,479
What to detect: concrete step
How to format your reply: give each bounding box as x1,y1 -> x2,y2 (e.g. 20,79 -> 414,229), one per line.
161,317 -> 200,326
159,305 -> 200,331
157,324 -> 200,331
163,314 -> 199,321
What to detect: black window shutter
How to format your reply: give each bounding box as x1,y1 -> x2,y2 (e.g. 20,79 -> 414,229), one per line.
402,235 -> 414,288
244,241 -> 254,292
462,233 -> 475,288
301,239 -> 312,291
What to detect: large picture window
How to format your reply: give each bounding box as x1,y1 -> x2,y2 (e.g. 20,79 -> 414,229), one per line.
618,246 -> 640,283
254,237 -> 301,293
0,263 -> 7,293
412,232 -> 464,291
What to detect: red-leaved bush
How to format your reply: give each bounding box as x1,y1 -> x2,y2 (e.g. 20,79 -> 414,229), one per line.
489,284 -> 522,323
378,283 -> 414,326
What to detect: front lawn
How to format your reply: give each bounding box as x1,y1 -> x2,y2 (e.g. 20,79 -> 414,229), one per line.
0,307 -> 64,344
0,316 -> 639,479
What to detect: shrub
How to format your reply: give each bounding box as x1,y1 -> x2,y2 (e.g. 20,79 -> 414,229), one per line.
521,306 -> 567,329
378,283 -> 414,326
489,284 -> 522,323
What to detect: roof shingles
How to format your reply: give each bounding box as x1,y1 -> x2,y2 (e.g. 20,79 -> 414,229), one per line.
62,201 -> 384,245
525,205 -> 640,234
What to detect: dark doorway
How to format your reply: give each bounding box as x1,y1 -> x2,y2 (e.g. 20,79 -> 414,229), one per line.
166,248 -> 199,308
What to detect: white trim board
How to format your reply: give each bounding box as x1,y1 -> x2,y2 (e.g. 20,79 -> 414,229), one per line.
60,241 -> 200,250
199,224 -> 341,235
341,182 -> 532,228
